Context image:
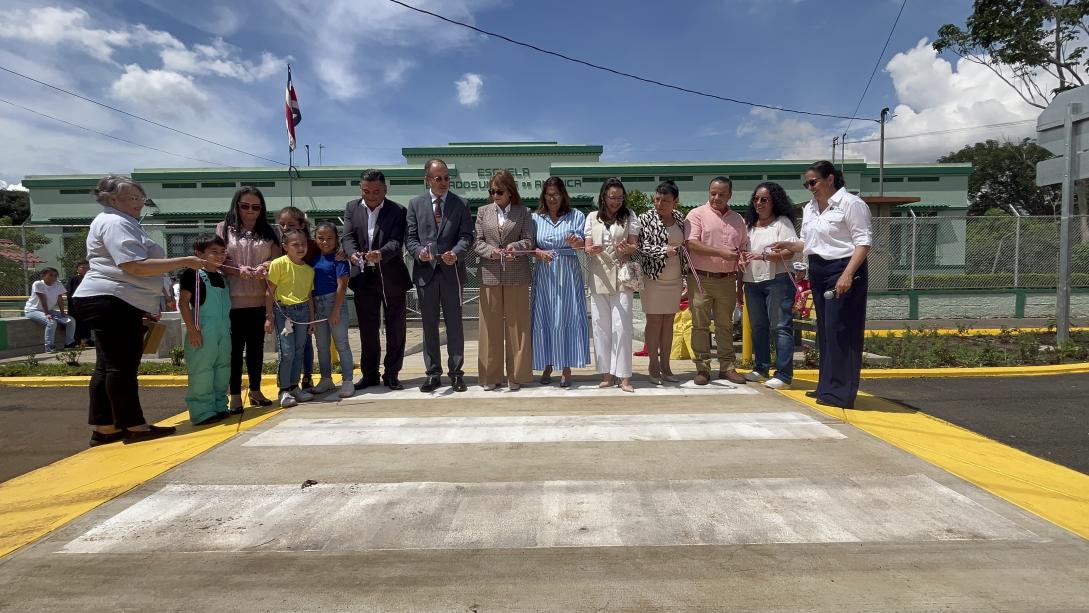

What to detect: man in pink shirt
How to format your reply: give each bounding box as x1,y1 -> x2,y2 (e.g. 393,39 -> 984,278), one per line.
685,176 -> 749,385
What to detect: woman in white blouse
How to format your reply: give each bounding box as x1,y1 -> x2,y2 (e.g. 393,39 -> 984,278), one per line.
740,182 -> 798,390
772,161 -> 871,408
584,178 -> 640,393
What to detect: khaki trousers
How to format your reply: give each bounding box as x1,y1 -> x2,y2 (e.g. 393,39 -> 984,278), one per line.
687,273 -> 737,373
478,284 -> 532,386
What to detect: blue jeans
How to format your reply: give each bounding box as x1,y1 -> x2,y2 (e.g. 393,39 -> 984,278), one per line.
25,309 -> 76,351
744,273 -> 794,383
274,302 -> 311,391
313,293 -> 353,380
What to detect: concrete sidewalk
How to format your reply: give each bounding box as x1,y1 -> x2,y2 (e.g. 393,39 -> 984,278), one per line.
3,345 -> 1089,610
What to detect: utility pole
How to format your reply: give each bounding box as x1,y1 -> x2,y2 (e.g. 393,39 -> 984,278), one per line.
319,144 -> 325,166
832,136 -> 838,164
841,132 -> 848,173
304,144 -> 310,166
879,107 -> 890,196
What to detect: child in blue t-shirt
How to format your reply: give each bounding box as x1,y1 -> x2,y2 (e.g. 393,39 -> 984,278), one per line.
309,221 -> 355,398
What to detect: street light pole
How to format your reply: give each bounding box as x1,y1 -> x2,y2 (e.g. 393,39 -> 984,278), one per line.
304,144 -> 310,167
879,107 -> 890,196
319,144 -> 325,166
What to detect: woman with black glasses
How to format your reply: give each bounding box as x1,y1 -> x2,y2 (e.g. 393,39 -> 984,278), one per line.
217,187 -> 281,410
771,161 -> 872,408
473,170 -> 535,391
740,182 -> 798,390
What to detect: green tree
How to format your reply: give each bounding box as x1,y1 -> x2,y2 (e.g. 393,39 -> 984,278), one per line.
938,138 -> 1060,215
625,189 -> 651,216
0,190 -> 30,225
934,0 -> 1088,107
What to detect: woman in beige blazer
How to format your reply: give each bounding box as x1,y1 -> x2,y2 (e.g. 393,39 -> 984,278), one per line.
474,170 -> 536,390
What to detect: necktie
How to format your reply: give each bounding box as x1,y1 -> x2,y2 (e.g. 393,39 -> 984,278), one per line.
433,197 -> 442,228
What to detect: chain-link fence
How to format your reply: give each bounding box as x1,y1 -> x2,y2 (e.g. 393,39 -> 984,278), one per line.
867,214 -> 1089,291
3,216 -> 1088,316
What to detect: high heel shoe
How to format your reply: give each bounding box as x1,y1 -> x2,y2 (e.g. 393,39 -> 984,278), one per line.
248,390 -> 273,407
648,371 -> 662,385
660,370 -> 680,383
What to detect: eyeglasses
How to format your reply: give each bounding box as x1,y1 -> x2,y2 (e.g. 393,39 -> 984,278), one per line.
802,178 -> 821,189
238,203 -> 262,211
753,196 -> 771,204
429,175 -> 451,182
488,189 -> 506,196
544,194 -> 562,200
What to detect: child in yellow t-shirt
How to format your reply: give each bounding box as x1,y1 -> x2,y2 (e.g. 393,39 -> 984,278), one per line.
265,228 -> 316,408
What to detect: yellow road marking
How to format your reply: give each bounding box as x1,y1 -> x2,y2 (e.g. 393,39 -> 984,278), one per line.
0,396 -> 282,558
782,382 -> 1089,540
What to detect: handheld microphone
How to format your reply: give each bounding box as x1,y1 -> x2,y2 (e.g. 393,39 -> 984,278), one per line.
823,275 -> 861,300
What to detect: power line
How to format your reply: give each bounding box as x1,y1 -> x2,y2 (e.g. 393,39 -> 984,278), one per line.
846,119 -> 1036,144
384,0 -> 876,122
845,0 -> 908,134
0,64 -> 286,166
0,96 -> 230,167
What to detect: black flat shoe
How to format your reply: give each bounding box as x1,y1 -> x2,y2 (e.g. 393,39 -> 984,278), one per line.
123,424 -> 177,444
451,375 -> 467,393
89,430 -> 125,447
194,412 -> 227,426
355,376 -> 381,390
383,374 -> 404,391
420,376 -> 441,393
805,391 -> 818,398
227,406 -> 244,416
815,398 -> 849,409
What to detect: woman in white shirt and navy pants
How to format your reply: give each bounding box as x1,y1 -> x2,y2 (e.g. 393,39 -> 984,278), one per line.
773,160 -> 871,408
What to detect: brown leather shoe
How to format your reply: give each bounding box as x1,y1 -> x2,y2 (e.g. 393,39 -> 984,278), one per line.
693,371 -> 711,385
719,368 -> 747,384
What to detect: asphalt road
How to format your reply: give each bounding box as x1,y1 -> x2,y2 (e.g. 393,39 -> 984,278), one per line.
861,374 -> 1089,475
0,386 -> 185,483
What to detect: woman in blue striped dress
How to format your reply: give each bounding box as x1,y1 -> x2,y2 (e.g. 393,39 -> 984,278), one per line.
531,177 -> 590,388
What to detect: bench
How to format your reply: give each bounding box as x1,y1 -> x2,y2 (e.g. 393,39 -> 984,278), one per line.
793,318 -> 817,348
0,314 -> 183,360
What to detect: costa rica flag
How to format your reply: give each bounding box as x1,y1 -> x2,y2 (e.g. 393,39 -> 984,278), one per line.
285,68 -> 301,151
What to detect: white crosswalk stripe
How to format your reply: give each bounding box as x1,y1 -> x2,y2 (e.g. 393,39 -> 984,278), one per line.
242,413 -> 846,446
62,475 -> 1034,554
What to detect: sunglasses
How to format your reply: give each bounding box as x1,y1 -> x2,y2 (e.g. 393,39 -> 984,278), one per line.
238,203 -> 262,211
489,189 -> 506,196
753,196 -> 771,204
802,178 -> 821,189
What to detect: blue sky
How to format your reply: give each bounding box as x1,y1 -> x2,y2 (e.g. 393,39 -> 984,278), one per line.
0,0 -> 1050,184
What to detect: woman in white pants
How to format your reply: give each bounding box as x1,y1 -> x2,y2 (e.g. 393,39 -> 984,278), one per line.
584,178 -> 640,392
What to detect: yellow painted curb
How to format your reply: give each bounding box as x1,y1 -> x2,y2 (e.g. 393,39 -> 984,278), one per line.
780,387 -> 1089,540
864,326 -> 1089,338
788,361 -> 1089,380
0,375 -> 189,387
0,399 -> 283,559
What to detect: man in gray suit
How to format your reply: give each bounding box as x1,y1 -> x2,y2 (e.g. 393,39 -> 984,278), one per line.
405,158 -> 473,392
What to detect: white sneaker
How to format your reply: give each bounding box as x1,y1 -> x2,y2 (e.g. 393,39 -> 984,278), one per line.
290,388 -> 314,402
744,371 -> 767,382
338,381 -> 354,398
311,378 -> 335,394
279,391 -> 298,407
764,377 -> 791,390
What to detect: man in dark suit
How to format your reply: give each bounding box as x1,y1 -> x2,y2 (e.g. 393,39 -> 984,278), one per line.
342,169 -> 412,391
405,158 -> 473,392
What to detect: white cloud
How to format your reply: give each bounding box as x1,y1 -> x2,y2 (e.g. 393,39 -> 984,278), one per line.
0,6 -> 285,82
737,38 -> 1053,163
455,73 -> 483,106
0,181 -> 28,191
110,65 -> 210,119
269,0 -> 499,100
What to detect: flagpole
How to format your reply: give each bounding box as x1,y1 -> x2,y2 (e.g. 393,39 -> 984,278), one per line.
287,63 -> 294,207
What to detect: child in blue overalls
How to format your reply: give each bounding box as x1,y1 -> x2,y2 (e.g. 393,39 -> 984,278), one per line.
179,235 -> 232,425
